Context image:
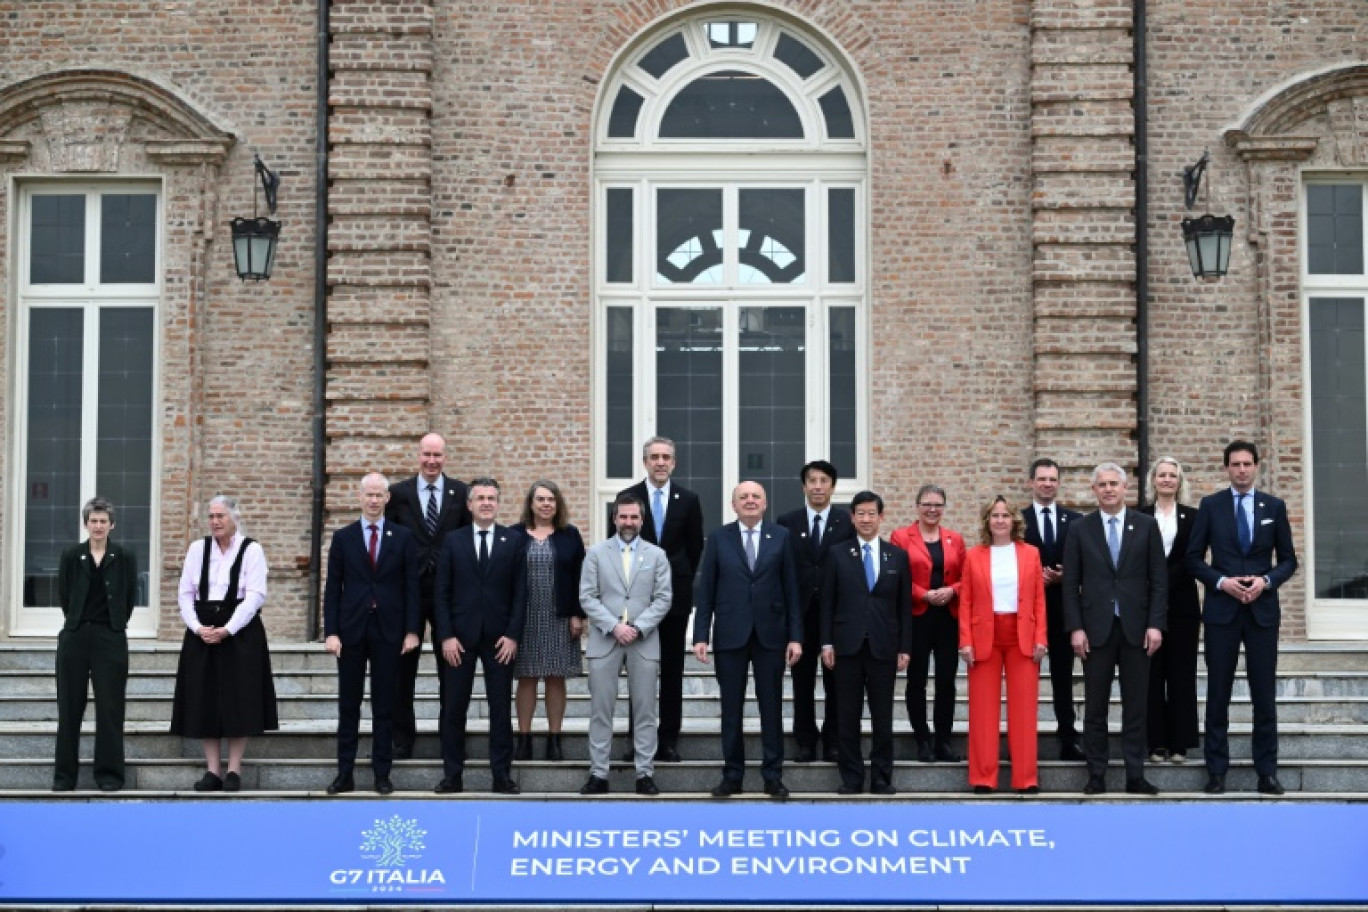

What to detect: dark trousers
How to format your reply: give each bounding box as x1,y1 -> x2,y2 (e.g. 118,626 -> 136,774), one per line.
392,578 -> 442,752
714,631 -> 785,783
439,635 -> 514,780
906,607 -> 958,744
54,623 -> 128,789
1082,617 -> 1150,781
835,640 -> 897,791
1204,609 -> 1279,777
655,609 -> 689,747
1044,588 -> 1078,744
791,598 -> 838,751
1147,608 -> 1201,754
336,614 -> 400,777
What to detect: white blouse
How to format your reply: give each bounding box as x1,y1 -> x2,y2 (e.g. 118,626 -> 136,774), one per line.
990,544 -> 1019,614
177,533 -> 268,635
1154,503 -> 1178,557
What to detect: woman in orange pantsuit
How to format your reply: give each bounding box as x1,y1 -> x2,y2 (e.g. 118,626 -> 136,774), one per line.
958,496 -> 1048,794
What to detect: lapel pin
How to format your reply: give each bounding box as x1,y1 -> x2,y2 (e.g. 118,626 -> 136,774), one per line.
765,533 -> 772,539
499,535 -> 507,542
1258,502 -> 1265,509
849,548 -> 858,557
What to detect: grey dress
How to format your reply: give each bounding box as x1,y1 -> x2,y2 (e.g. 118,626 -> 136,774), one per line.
514,537 -> 584,678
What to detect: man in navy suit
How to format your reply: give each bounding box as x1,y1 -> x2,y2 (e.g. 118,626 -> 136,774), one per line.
820,490 -> 912,795
778,459 -> 854,763
385,432 -> 472,759
1187,441 -> 1298,796
612,436 -> 705,762
433,477 -> 528,795
322,473 -> 422,795
1022,457 -> 1086,760
692,481 -> 802,798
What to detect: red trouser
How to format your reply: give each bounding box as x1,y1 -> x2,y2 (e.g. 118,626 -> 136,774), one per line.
966,612 -> 1040,790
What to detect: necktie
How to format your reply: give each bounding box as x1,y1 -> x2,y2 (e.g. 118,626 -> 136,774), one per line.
1236,493 -> 1252,554
863,543 -> 876,591
621,544 -> 633,580
478,529 -> 489,568
745,528 -> 758,570
1107,516 -> 1120,566
368,523 -> 379,569
811,513 -> 823,556
1041,506 -> 1055,560
652,487 -> 665,541
424,483 -> 439,537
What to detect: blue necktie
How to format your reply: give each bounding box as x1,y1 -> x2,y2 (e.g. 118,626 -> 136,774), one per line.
652,487 -> 665,541
1107,516 -> 1120,567
1236,493 -> 1252,554
863,543 -> 876,591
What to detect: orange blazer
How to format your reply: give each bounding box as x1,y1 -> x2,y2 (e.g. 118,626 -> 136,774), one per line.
889,524 -> 967,617
958,541 -> 1048,658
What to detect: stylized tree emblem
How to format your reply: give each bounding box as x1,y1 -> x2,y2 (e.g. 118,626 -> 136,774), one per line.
359,815 -> 427,868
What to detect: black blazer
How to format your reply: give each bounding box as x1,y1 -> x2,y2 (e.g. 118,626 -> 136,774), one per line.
819,538 -> 913,660
322,520 -> 422,646
1062,509 -> 1168,646
1186,488 -> 1298,628
1139,503 -> 1201,621
385,474 -> 472,573
434,523 -> 529,646
691,521 -> 802,652
612,480 -> 705,615
511,523 -> 587,618
58,540 -> 139,632
776,505 -> 855,611
1022,503 -> 1082,572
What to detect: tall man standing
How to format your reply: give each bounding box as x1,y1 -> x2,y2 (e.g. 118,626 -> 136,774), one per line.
433,477 -> 527,795
322,473 -> 422,795
1062,463 -> 1167,796
1022,457 -> 1086,760
692,481 -> 802,798
385,432 -> 471,759
778,459 -> 854,763
1187,441 -> 1298,796
578,494 -> 673,796
612,436 -> 704,762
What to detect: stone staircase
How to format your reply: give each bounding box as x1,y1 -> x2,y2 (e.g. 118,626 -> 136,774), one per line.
3,641 -> 1367,798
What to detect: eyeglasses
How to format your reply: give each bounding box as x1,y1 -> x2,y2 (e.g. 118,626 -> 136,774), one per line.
917,502 -> 945,509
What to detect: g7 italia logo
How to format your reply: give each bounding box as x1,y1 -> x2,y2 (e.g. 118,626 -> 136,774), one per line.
329,815 -> 447,893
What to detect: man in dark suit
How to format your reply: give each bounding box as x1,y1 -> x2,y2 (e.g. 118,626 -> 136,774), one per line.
611,436 -> 705,762
322,473 -> 422,795
385,432 -> 471,759
1187,440 -> 1298,796
692,481 -> 802,798
1062,462 -> 1167,796
778,459 -> 854,763
1022,457 -> 1086,760
820,490 -> 912,795
432,476 -> 528,795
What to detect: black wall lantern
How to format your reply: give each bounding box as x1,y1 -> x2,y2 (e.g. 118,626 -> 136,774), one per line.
1180,150 -> 1234,279
230,155 -> 282,281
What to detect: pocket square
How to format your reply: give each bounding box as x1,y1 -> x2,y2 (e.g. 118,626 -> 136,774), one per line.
1260,518 -> 1273,525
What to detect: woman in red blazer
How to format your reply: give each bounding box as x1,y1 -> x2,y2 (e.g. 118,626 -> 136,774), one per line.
889,484 -> 967,762
958,496 -> 1048,794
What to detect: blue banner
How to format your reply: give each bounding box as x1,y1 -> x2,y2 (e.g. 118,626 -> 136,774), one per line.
1,801 -> 1366,905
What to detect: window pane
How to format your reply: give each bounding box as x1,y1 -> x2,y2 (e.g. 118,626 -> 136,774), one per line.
605,307 -> 635,478
606,188 -> 634,283
1308,185 -> 1364,275
639,33 -> 689,79
30,195 -> 86,284
706,22 -> 756,48
818,86 -> 855,140
828,188 -> 856,283
773,33 -> 824,79
608,86 -> 645,139
656,307 -> 721,528
739,307 -> 806,520
656,188 -> 723,284
96,308 -> 155,606
829,307 -> 857,475
23,309 -> 85,607
100,194 -> 157,284
659,71 -> 804,139
738,189 -> 805,284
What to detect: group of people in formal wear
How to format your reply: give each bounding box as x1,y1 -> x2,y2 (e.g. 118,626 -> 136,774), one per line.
52,433 -> 1296,798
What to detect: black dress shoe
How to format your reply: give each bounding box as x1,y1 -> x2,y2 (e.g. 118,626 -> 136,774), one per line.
794,745 -> 817,763
823,746 -> 840,763
374,776 -> 394,795
934,742 -> 963,763
915,739 -> 934,763
655,744 -> 682,763
393,743 -> 413,761
1017,785 -> 1040,795
635,776 -> 661,796
98,781 -> 122,793
492,777 -> 521,795
326,773 -> 355,795
52,781 -> 75,792
514,734 -> 533,761
545,733 -> 564,762
194,772 -> 224,792
580,775 -> 609,795
223,772 -> 241,793
1257,775 -> 1286,796
434,776 -> 463,794
1125,777 -> 1159,795
710,778 -> 744,797
764,779 -> 790,798
972,785 -> 994,795
835,784 -> 861,795
1059,742 -> 1087,762
1204,774 -> 1226,795
1082,776 -> 1107,795
871,783 -> 896,796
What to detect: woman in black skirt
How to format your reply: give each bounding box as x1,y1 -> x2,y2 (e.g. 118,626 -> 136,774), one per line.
170,495 -> 277,791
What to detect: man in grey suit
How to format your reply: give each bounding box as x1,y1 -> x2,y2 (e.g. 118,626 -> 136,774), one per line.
578,494 -> 673,796
1063,462 -> 1167,796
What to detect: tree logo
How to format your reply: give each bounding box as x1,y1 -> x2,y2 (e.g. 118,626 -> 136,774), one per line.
359,815 -> 427,868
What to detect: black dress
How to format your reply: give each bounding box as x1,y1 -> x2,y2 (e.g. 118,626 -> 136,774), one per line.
170,537 -> 279,738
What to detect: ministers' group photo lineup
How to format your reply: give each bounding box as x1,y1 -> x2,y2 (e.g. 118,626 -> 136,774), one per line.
53,432 -> 1296,800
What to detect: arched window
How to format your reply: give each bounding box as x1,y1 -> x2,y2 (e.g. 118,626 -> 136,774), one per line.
593,10 -> 867,527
